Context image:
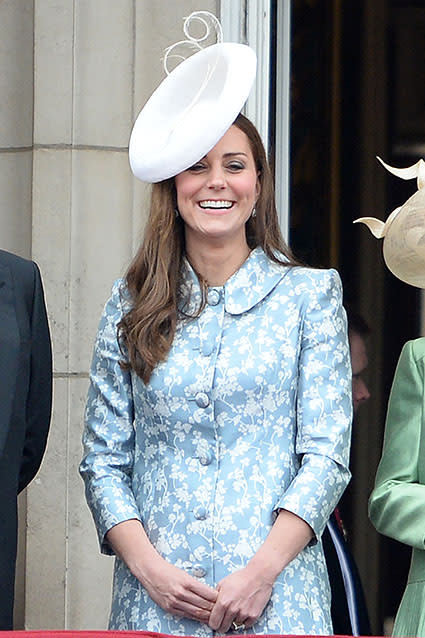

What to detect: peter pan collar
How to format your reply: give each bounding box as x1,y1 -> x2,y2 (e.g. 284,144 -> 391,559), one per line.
180,247 -> 290,315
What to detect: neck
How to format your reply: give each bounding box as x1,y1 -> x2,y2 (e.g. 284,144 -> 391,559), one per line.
185,237 -> 252,286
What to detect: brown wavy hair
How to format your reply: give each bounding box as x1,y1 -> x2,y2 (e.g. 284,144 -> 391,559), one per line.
118,113 -> 300,382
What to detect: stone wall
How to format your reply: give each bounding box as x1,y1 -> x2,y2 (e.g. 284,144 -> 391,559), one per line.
0,0 -> 216,629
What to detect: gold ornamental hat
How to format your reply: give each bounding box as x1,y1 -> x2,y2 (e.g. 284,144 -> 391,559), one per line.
354,157 -> 425,288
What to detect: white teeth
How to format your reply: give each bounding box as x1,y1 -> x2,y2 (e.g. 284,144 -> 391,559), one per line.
199,200 -> 233,209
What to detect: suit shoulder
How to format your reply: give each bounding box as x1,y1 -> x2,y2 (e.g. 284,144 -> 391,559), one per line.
0,250 -> 40,304
0,249 -> 36,276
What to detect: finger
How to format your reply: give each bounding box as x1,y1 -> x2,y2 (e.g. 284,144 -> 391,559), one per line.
208,601 -> 226,631
219,611 -> 238,634
182,596 -> 215,612
171,601 -> 211,623
178,588 -> 216,610
187,580 -> 218,602
215,604 -> 241,634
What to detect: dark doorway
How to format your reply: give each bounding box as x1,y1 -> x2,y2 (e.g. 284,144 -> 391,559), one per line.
272,0 -> 425,633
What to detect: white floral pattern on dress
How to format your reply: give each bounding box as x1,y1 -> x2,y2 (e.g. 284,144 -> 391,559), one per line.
80,247 -> 352,635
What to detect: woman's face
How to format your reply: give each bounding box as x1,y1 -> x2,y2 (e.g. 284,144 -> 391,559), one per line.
174,125 -> 260,247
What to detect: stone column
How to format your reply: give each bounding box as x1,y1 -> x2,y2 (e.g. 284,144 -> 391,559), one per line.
0,1 -> 35,629
0,0 -> 34,257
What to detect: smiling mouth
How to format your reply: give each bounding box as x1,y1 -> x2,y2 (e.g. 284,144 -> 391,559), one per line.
198,200 -> 234,209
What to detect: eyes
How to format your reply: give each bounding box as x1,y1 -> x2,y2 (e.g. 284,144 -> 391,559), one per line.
188,160 -> 246,173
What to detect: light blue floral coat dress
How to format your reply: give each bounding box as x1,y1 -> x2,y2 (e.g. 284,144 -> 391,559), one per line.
80,247 -> 352,635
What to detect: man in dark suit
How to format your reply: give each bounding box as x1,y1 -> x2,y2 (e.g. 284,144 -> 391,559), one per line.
0,249 -> 52,630
323,308 -> 371,636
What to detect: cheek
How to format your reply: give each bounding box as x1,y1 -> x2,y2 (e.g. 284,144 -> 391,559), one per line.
175,175 -> 196,203
176,188 -> 196,218
240,176 -> 260,201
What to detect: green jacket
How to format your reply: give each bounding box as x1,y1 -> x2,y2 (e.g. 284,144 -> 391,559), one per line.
369,338 -> 425,637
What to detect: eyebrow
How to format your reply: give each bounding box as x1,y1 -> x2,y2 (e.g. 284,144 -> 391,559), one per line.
200,152 -> 249,160
223,152 -> 248,158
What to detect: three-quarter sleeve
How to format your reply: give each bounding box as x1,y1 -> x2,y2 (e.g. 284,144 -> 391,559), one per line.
80,280 -> 141,554
369,339 -> 425,550
274,268 -> 352,539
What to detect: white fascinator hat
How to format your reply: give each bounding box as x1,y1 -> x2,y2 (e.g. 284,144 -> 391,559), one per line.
354,157 -> 425,288
129,11 -> 257,183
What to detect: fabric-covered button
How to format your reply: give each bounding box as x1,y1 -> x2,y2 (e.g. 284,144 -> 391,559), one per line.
202,341 -> 213,357
194,506 -> 207,520
195,392 -> 209,408
207,288 -> 221,306
199,452 -> 212,466
192,565 -> 206,578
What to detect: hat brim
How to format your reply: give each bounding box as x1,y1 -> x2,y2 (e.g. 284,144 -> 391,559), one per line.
129,42 -> 257,183
383,190 -> 425,288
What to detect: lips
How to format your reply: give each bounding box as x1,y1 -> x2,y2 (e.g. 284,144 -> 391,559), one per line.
198,200 -> 234,209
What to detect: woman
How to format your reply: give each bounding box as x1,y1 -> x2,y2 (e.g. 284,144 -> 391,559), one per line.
356,157 -> 425,636
356,155 -> 425,638
369,339 -> 425,637
80,112 -> 352,635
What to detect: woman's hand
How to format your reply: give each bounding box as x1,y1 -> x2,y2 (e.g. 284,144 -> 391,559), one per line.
106,519 -> 217,624
208,510 -> 314,633
140,556 -> 218,623
208,564 -> 273,633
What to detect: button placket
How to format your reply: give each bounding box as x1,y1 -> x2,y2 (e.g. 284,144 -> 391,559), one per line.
199,289 -> 223,358
187,287 -> 224,566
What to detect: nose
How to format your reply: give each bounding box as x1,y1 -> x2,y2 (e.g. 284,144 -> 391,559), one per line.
352,377 -> 370,412
358,378 -> 370,402
207,165 -> 226,189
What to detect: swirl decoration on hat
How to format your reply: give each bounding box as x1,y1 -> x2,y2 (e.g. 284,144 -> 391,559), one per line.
163,11 -> 223,75
128,11 -> 256,183
354,157 -> 425,287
